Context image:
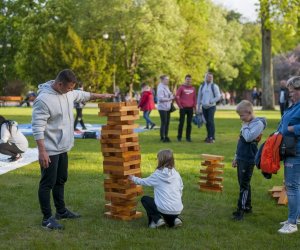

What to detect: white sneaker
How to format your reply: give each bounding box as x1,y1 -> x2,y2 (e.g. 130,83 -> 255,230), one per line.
280,219 -> 300,225
174,218 -> 183,228
156,218 -> 166,228
148,221 -> 156,229
278,223 -> 298,234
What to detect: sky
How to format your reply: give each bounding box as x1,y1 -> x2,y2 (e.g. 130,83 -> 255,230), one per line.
212,0 -> 259,22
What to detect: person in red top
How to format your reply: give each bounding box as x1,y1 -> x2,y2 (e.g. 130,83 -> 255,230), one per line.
138,83 -> 156,129
175,75 -> 196,142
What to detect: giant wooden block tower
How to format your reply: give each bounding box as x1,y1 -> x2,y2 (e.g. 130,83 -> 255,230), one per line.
98,101 -> 143,220
199,154 -> 224,192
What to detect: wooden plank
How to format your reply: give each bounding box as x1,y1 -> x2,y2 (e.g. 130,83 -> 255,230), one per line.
103,159 -> 141,167
104,168 -> 141,176
278,189 -> 288,205
98,102 -> 125,108
201,154 -> 224,161
200,169 -> 224,175
199,176 -> 223,182
104,211 -> 142,221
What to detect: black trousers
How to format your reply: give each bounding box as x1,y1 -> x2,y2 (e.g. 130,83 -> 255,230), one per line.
177,107 -> 193,140
0,142 -> 23,157
237,160 -> 254,210
38,153 -> 68,219
279,103 -> 286,117
141,196 -> 179,227
158,110 -> 171,140
202,106 -> 216,139
74,108 -> 86,129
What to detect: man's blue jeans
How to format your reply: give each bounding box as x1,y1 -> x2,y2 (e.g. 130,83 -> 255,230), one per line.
284,160 -> 300,224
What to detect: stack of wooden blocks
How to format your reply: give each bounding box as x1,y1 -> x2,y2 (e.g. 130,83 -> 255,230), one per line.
98,101 -> 143,220
268,186 -> 288,205
199,154 -> 224,192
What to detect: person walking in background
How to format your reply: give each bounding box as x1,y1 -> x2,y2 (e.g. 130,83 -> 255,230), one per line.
138,83 -> 156,129
157,75 -> 174,143
251,87 -> 258,106
257,88 -> 262,106
197,72 -> 221,143
74,84 -> 87,131
0,115 -> 28,162
175,74 -> 196,142
19,90 -> 36,107
279,80 -> 290,117
32,69 -> 114,230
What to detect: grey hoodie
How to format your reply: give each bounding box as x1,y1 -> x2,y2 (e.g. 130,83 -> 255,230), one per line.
131,168 -> 184,215
32,80 -> 91,155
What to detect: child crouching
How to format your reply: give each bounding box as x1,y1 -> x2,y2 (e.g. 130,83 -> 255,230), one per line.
129,149 -> 183,228
232,100 -> 266,220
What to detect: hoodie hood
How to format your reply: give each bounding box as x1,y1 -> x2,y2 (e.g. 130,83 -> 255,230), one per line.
37,80 -> 58,96
156,167 -> 178,183
253,117 -> 267,129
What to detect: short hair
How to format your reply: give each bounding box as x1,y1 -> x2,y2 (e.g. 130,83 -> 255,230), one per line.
185,74 -> 192,79
287,76 -> 300,89
160,75 -> 168,81
55,69 -> 77,85
156,149 -> 175,169
236,100 -> 253,114
140,82 -> 147,89
0,115 -> 5,125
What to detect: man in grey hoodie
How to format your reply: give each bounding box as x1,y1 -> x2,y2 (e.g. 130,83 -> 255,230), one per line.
32,69 -> 113,230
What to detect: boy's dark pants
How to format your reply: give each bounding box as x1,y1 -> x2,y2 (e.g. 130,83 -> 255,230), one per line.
141,196 -> 178,227
177,107 -> 193,140
38,153 -> 68,219
237,160 -> 254,210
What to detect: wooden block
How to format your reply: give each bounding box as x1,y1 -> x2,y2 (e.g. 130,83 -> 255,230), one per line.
200,169 -> 224,175
103,163 -> 140,172
108,115 -> 139,122
104,211 -> 142,221
98,102 -> 125,108
201,154 -> 224,161
272,192 -> 281,198
199,182 -> 222,188
104,191 -> 139,200
268,186 -> 284,194
278,189 -> 288,205
104,167 -> 141,176
200,176 -> 223,182
103,159 -> 141,167
199,186 -> 223,192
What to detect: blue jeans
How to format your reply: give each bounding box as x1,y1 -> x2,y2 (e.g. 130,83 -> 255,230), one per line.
284,160 -> 300,224
143,111 -> 154,128
202,106 -> 216,139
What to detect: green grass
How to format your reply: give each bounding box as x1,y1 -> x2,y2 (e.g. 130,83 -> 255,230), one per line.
0,107 -> 298,249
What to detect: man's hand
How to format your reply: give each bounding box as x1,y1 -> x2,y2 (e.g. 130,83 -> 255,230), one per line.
39,150 -> 51,169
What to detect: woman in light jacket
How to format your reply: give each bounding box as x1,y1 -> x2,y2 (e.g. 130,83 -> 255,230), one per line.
157,75 -> 174,142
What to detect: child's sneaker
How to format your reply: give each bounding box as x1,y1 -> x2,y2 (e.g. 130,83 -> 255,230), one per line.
232,210 -> 244,221
156,218 -> 166,228
278,223 -> 298,234
148,221 -> 157,229
280,219 -> 300,225
174,218 -> 183,228
55,208 -> 81,220
42,216 -> 64,230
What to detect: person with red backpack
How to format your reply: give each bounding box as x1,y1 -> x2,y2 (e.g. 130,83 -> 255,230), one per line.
232,100 -> 266,221
277,76 -> 300,234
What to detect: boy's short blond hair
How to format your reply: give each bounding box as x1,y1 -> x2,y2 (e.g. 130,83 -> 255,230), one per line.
236,100 -> 253,114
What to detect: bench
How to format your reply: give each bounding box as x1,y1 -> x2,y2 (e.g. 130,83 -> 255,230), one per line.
0,96 -> 23,107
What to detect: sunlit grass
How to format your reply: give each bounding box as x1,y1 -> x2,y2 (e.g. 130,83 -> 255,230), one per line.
0,106 -> 297,249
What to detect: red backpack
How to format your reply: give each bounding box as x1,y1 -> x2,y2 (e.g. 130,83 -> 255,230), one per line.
260,132 -> 283,174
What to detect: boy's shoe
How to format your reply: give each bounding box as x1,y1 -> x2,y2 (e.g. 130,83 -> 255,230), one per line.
280,219 -> 300,225
149,221 -> 157,229
9,154 -> 22,162
177,137 -> 182,142
144,126 -> 149,130
244,207 -> 252,214
156,218 -> 166,228
163,137 -> 171,143
150,123 -> 156,130
174,218 -> 183,228
186,138 -> 192,142
232,210 -> 244,221
278,223 -> 298,234
42,216 -> 64,230
55,208 -> 81,220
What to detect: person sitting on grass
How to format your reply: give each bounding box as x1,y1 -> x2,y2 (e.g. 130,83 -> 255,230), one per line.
232,100 -> 266,221
129,149 -> 183,228
0,115 -> 28,162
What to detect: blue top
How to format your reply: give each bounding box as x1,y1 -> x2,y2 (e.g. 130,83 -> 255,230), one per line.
278,102 -> 300,164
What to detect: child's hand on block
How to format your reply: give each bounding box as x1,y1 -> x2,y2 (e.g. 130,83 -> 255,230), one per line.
128,175 -> 134,181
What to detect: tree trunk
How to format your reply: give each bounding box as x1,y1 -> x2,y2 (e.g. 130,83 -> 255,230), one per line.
261,9 -> 275,110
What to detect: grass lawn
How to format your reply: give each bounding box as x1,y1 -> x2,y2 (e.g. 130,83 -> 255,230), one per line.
0,106 -> 298,249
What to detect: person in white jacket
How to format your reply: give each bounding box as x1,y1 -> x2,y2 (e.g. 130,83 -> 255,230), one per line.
32,69 -> 114,230
129,149 -> 184,228
0,116 -> 28,162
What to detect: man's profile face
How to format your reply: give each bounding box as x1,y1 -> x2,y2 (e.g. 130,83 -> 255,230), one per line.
58,82 -> 76,94
206,74 -> 213,83
162,77 -> 169,85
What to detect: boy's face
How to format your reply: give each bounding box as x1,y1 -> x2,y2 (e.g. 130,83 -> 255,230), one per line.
238,110 -> 253,123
